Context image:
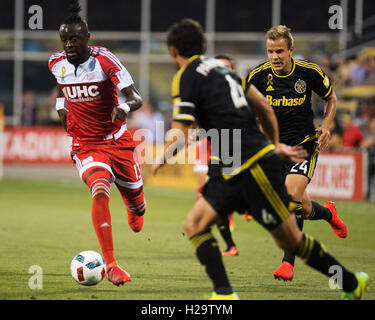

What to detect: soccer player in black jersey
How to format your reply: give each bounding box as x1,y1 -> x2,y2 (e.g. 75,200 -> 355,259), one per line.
153,19 -> 368,300
194,54 -> 243,257
246,25 -> 348,281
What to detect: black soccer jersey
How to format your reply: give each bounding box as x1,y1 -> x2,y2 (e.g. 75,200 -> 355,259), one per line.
246,57 -> 333,145
171,55 -> 274,178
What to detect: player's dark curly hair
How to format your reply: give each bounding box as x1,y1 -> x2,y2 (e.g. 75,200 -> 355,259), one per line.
62,0 -> 88,27
167,19 -> 206,58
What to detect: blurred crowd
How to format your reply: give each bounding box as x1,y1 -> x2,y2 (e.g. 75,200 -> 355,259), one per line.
316,47 -> 375,200
316,47 -> 375,153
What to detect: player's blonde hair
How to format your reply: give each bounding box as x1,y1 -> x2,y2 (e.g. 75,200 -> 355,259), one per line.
266,25 -> 294,49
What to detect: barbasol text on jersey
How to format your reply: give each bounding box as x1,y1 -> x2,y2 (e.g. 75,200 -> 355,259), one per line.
266,94 -> 306,107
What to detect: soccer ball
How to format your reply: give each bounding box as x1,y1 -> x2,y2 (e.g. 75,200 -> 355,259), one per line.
70,250 -> 106,286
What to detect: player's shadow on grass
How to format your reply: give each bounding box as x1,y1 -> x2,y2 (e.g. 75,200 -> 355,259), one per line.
134,273 -> 204,280
234,282 -> 332,299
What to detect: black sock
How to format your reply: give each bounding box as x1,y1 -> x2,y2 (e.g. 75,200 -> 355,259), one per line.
190,230 -> 233,295
309,201 -> 332,221
282,207 -> 304,266
294,233 -> 357,292
217,216 -> 235,251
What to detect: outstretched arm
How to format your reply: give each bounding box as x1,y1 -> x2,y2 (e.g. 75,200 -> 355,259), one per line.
246,84 -> 279,144
152,121 -> 194,175
246,84 -> 308,163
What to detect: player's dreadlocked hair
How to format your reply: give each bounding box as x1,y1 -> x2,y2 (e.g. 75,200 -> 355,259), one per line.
62,1 -> 88,28
167,19 -> 207,58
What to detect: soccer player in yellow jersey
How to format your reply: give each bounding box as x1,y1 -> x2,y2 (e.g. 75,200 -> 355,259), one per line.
246,25 -> 347,281
153,19 -> 368,300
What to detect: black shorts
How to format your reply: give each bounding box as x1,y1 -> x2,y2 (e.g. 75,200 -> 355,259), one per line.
202,154 -> 296,231
281,140 -> 319,183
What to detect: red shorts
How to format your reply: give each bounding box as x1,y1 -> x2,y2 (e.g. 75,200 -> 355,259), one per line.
70,129 -> 142,190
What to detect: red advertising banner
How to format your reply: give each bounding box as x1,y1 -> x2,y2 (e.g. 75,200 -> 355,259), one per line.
3,127 -> 71,164
307,151 -> 366,201
2,127 -> 368,201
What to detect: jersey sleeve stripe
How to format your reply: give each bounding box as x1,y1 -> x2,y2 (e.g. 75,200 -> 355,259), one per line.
241,77 -> 246,90
173,101 -> 196,122
299,63 -> 324,78
175,101 -> 196,108
91,48 -> 100,55
295,60 -> 324,78
99,51 -> 124,71
295,60 -> 333,98
49,54 -> 64,60
322,85 -> 333,99
173,114 -> 196,122
171,67 -> 187,102
105,51 -> 124,67
102,49 -> 125,69
247,62 -> 271,83
48,52 -> 66,71
49,52 -> 66,62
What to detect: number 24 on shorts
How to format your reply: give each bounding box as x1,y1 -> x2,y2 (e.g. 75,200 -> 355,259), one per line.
290,160 -> 308,174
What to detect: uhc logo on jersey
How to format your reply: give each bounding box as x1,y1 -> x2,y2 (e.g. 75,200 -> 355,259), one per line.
62,85 -> 101,102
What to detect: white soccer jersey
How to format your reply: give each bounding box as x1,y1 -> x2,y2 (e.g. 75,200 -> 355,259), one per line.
48,46 -> 134,142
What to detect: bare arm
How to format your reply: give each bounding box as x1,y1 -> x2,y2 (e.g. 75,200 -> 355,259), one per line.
111,84 -> 143,122
246,84 -> 308,162
316,90 -> 337,150
245,84 -> 279,144
56,85 -> 68,132
152,121 -> 194,175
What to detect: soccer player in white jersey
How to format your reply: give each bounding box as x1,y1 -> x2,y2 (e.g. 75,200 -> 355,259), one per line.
48,3 -> 146,286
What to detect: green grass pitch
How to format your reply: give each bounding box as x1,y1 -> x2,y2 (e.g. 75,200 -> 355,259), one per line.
0,178 -> 374,300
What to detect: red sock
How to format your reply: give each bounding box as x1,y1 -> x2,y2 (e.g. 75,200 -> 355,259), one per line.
117,184 -> 146,216
91,183 -> 116,266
